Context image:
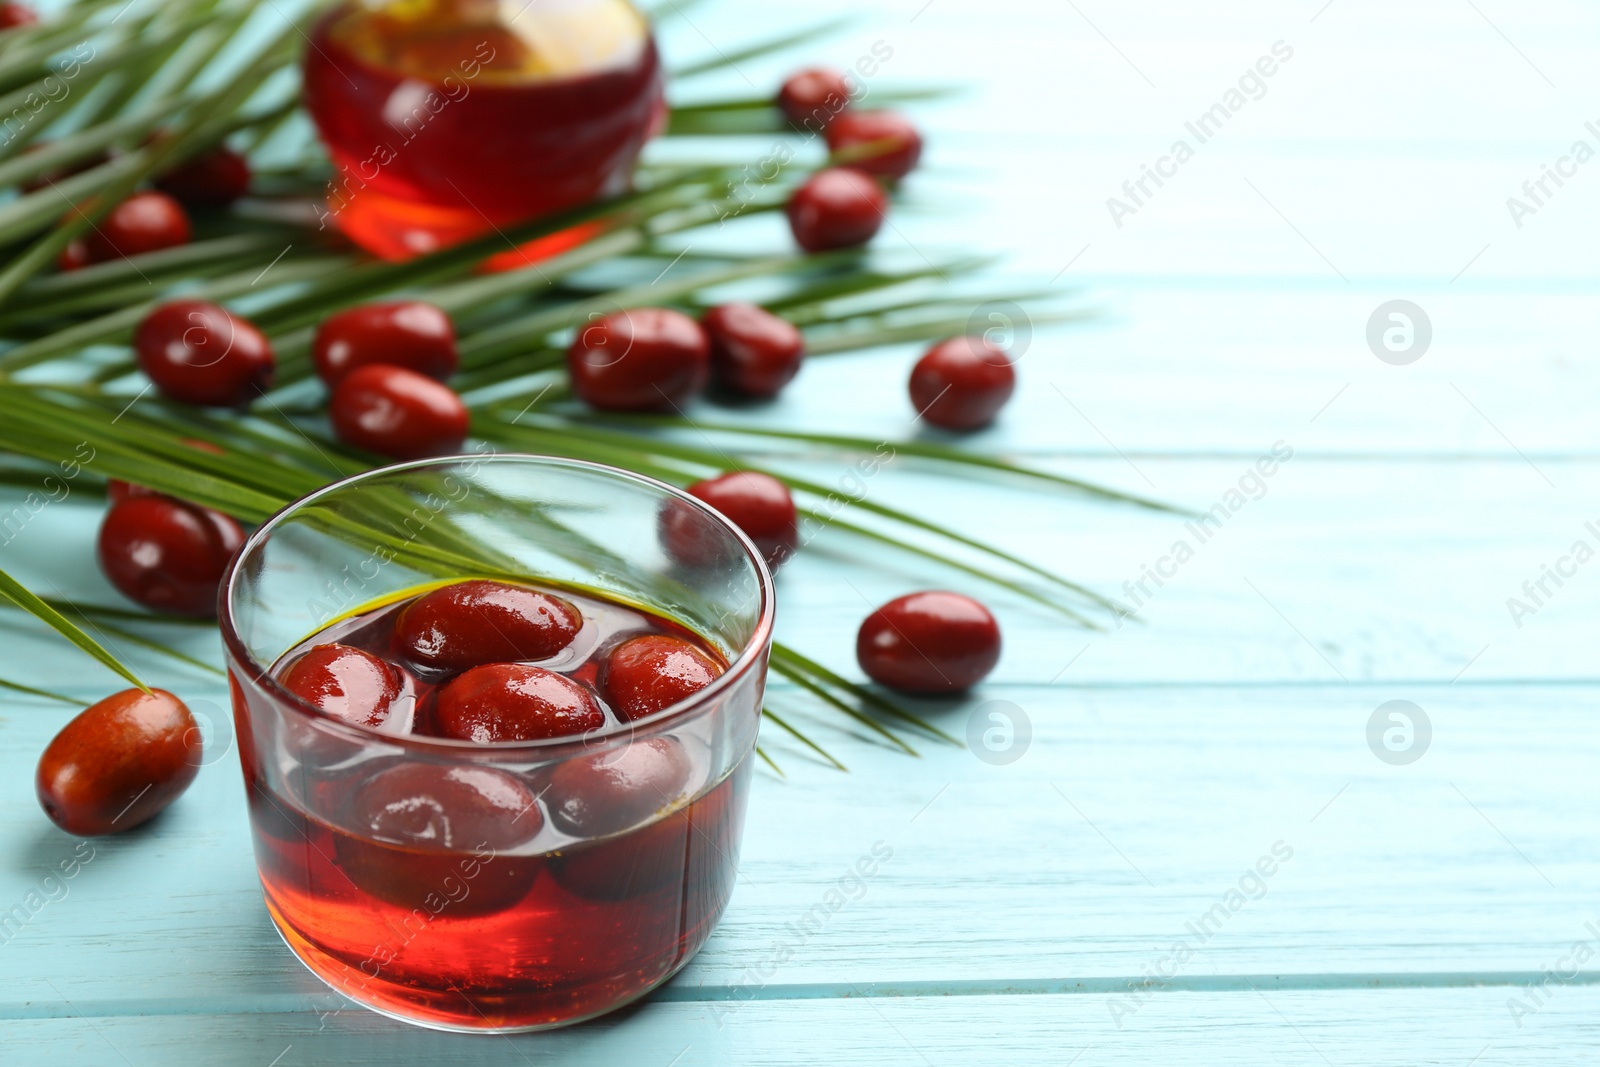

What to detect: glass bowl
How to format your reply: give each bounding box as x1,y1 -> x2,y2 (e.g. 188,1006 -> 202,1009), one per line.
220,454 -> 773,1032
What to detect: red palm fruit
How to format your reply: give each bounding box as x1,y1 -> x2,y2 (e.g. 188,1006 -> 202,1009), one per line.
281,644 -> 405,729
567,307 -> 710,412
84,191 -> 192,262
334,762 -> 543,915
0,3 -> 38,29
394,579 -> 583,673
909,335 -> 1016,430
701,302 -> 805,398
97,495 -> 245,617
37,688 -> 202,836
134,300 -> 275,407
787,167 -> 888,253
826,111 -> 923,179
312,301 -> 458,386
670,471 -> 798,571
155,146 -> 253,206
856,591 -> 1001,693
328,364 -> 469,460
600,634 -> 725,721
778,67 -> 853,129
432,664 -> 605,743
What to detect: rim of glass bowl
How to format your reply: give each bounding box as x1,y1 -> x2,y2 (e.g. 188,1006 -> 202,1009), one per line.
217,453 -> 776,755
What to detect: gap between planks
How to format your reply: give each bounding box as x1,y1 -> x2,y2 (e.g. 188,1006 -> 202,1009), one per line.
7,971 -> 1600,1021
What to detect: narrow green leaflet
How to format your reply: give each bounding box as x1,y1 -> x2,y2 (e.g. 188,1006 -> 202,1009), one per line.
0,677 -> 79,704
0,565 -> 148,691
670,18 -> 853,79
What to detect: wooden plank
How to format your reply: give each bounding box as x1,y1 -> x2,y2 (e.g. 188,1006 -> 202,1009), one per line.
3,985 -> 1596,1065
4,682 -> 1596,1009
0,448 -> 1593,693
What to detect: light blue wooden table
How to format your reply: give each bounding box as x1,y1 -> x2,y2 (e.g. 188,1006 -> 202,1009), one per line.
5,0 -> 1600,1061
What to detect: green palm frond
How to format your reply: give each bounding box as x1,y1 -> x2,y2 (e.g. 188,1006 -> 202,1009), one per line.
0,564 -> 147,691
0,0 -> 1152,765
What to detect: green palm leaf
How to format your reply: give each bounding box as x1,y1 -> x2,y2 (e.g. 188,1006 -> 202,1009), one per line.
0,0 -> 1164,765
0,565 -> 147,691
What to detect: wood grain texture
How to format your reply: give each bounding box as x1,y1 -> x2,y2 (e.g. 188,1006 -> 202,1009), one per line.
4,683 -> 1597,1017
5,987 -> 1599,1066
4,0 -> 1597,1060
